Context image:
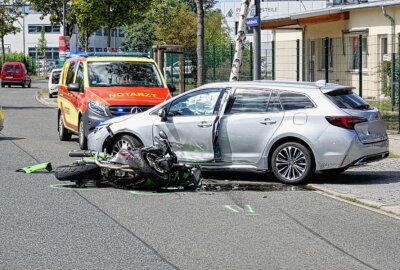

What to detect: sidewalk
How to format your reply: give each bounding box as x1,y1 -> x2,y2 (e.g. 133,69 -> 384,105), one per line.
309,132 -> 400,218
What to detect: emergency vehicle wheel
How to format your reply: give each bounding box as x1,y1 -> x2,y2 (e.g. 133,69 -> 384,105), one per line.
58,114 -> 72,141
78,118 -> 87,150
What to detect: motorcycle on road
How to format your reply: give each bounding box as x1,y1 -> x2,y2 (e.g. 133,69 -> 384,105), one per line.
55,131 -> 202,190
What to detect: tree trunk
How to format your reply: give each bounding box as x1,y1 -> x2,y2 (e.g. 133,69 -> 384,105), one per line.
107,26 -> 112,51
1,35 -> 5,64
196,0 -> 204,87
230,0 -> 250,81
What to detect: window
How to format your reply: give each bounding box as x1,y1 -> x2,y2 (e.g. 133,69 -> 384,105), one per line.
267,91 -> 282,112
4,65 -> 13,73
95,28 -> 102,36
326,89 -> 370,110
119,29 -> 125,37
27,24 -> 60,33
279,92 -> 315,110
347,35 -> 367,70
103,27 -> 109,36
15,66 -> 20,74
230,89 -> 271,114
66,61 -> 77,85
169,89 -> 222,116
75,63 -> 84,91
321,38 -> 333,70
28,47 -> 59,60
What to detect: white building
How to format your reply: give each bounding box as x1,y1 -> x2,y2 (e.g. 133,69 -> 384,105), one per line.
3,5 -> 125,65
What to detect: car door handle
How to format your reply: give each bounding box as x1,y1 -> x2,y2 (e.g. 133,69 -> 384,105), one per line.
259,118 -> 276,125
197,121 -> 212,128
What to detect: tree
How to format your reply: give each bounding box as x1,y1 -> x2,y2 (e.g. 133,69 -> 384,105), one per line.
181,0 -> 217,12
30,0 -> 76,36
36,26 -> 47,57
123,18 -> 155,51
230,0 -> 250,81
94,0 -> 148,50
205,10 -> 231,46
196,0 -> 204,86
71,0 -> 102,52
0,0 -> 24,63
150,0 -> 196,48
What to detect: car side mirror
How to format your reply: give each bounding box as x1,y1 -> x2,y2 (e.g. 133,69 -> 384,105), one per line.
158,108 -> 168,122
167,83 -> 176,93
159,130 -> 167,140
68,83 -> 81,92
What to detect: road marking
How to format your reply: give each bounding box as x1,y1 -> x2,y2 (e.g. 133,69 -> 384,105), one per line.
224,204 -> 259,215
130,191 -> 172,196
49,184 -> 97,190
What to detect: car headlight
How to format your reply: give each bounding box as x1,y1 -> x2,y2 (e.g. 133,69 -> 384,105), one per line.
88,100 -> 108,117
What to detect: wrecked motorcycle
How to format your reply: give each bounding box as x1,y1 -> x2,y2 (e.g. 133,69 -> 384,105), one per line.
55,131 -> 202,190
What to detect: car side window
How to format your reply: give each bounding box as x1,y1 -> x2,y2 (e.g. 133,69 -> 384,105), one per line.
168,89 -> 223,117
75,62 -> 84,91
280,92 -> 315,111
66,61 -> 77,86
267,91 -> 282,112
229,89 -> 271,114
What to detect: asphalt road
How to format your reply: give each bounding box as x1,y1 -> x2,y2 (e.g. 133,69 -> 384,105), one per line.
0,82 -> 399,270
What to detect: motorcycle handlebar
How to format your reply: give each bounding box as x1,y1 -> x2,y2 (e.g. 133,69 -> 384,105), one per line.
69,150 -> 97,157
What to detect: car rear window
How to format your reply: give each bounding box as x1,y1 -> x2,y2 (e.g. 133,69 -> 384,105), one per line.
326,90 -> 370,110
4,65 -> 13,73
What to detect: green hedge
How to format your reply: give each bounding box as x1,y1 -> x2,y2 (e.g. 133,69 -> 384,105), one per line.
0,53 -> 37,75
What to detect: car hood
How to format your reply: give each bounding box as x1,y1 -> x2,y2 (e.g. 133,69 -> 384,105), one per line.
86,86 -> 170,106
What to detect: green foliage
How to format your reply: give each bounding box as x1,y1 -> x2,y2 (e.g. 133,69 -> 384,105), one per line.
123,18 -> 155,51
36,26 -> 47,57
205,10 -> 232,46
181,0 -> 217,12
0,0 -> 24,62
71,0 -> 102,51
0,53 -> 37,75
380,60 -> 400,100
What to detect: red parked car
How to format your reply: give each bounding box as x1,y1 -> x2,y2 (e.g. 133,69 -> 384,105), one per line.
1,62 -> 31,88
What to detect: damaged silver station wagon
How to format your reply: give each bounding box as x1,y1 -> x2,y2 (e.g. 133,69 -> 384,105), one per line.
87,81 -> 389,184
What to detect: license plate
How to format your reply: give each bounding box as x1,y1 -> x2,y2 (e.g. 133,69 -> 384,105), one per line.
6,76 -> 13,78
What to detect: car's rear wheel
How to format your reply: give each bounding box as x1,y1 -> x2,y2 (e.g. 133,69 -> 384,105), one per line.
58,113 -> 72,141
28,81 -> 31,88
78,118 -> 87,150
271,142 -> 314,185
109,135 -> 143,155
1,83 -> 4,88
21,81 -> 25,88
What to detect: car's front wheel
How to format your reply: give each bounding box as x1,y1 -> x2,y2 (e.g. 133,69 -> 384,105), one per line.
58,114 -> 72,141
109,135 -> 143,155
78,118 -> 87,150
271,142 -> 314,185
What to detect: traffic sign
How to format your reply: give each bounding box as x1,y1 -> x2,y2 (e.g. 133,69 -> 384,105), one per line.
246,16 -> 259,27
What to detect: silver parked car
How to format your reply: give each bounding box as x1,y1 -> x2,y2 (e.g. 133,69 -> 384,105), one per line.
87,81 -> 389,184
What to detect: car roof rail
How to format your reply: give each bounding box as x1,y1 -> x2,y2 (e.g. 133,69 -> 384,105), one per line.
68,51 -> 151,59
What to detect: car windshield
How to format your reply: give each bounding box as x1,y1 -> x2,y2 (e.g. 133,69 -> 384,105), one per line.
52,71 -> 61,84
88,61 -> 163,87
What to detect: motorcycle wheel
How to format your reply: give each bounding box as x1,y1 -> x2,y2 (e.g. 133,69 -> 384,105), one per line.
131,149 -> 169,187
55,164 -> 102,181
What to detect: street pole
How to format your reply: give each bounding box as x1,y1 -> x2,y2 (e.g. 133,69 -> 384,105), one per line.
63,0 -> 66,36
253,0 -> 261,80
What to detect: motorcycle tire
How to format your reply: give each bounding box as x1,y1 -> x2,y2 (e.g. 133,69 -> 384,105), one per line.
131,149 -> 169,187
55,164 -> 102,181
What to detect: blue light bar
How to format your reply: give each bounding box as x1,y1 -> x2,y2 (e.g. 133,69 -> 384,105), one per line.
117,108 -> 124,112
68,52 -> 151,59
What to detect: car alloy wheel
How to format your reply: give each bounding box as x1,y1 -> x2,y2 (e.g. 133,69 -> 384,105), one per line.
110,135 -> 142,156
271,142 -> 314,184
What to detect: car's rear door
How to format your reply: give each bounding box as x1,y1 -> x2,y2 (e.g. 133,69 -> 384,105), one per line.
325,88 -> 387,144
153,88 -> 225,162
218,88 -> 284,164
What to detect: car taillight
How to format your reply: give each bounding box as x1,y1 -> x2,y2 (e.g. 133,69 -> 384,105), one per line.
325,116 -> 368,129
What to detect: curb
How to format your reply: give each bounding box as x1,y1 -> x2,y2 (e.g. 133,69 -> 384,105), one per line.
308,184 -> 400,219
35,90 -> 57,108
